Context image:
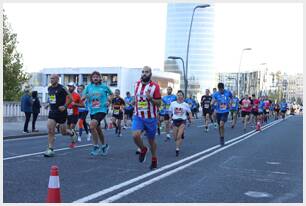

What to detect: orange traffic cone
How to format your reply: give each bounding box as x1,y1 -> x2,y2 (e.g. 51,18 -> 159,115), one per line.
46,165 -> 61,203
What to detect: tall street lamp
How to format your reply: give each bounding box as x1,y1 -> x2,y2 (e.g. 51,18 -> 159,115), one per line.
168,56 -> 187,96
237,47 -> 252,98
186,4 -> 210,96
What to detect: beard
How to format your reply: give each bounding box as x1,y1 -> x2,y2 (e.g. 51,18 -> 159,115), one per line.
141,74 -> 151,83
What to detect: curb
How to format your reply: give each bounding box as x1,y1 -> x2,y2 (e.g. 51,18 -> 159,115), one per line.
4,132 -> 48,140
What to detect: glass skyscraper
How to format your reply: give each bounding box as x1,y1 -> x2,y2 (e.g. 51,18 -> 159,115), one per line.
164,3 -> 215,96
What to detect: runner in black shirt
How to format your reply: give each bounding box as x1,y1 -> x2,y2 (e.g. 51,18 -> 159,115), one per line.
201,89 -> 213,132
111,89 -> 125,137
43,74 -> 77,157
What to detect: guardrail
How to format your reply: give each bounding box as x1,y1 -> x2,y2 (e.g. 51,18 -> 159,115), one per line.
3,101 -> 49,117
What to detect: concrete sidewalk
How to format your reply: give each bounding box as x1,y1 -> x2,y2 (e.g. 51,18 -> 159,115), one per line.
3,115 -> 112,140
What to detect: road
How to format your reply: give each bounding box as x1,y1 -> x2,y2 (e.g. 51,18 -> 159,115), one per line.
3,115 -> 303,203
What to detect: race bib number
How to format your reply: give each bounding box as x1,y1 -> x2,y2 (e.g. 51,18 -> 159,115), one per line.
67,109 -> 73,115
244,104 -> 249,108
49,95 -> 56,104
92,99 -> 101,109
113,109 -> 120,115
204,104 -> 209,109
232,103 -> 236,107
266,109 -> 269,112
165,104 -> 170,110
220,103 -> 227,110
138,101 -> 148,111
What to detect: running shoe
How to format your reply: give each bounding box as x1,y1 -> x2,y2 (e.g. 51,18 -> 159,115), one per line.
150,158 -> 157,170
214,123 -> 218,129
100,144 -> 110,156
135,148 -> 141,155
69,142 -> 76,148
87,133 -> 91,141
175,149 -> 180,157
71,129 -> 77,143
90,145 -> 100,156
139,147 -> 148,163
77,135 -> 82,142
118,133 -> 123,137
43,148 -> 55,157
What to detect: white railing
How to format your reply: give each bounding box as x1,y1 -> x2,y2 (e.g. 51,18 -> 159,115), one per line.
3,101 -> 49,117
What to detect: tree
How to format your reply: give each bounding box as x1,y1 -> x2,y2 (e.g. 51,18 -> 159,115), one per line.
3,10 -> 30,101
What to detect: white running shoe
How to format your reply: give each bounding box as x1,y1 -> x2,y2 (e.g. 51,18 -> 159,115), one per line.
87,133 -> 91,141
77,135 -> 82,142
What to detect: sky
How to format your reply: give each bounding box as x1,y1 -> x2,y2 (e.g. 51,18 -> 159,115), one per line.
3,2 -> 303,75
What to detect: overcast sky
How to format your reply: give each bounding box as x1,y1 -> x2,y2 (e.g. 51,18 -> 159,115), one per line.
3,2 -> 303,75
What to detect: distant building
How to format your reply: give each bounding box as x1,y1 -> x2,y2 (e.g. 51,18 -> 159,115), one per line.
30,67 -> 180,102
164,3 -> 215,96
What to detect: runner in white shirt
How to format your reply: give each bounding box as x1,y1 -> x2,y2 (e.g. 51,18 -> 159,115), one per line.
169,90 -> 192,157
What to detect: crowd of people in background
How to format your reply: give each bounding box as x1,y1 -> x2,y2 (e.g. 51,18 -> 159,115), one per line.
20,66 -> 302,170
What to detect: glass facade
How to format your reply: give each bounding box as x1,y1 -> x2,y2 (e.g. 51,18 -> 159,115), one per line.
165,3 -> 215,95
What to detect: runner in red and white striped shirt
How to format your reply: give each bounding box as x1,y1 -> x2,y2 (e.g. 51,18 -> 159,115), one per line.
132,66 -> 161,170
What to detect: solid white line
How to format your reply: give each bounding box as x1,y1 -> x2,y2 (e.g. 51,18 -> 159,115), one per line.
4,134 -> 59,142
73,118 -> 283,203
3,143 -> 92,161
100,118 -> 285,203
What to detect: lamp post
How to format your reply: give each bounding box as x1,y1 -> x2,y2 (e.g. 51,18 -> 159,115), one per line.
237,47 -> 252,98
186,4 -> 210,96
168,56 -> 187,96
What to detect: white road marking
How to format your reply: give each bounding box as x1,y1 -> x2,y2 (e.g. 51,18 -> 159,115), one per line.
3,143 -> 92,161
74,118 -> 288,203
99,119 -> 283,203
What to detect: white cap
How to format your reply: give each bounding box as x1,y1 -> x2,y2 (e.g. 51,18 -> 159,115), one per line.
67,82 -> 75,87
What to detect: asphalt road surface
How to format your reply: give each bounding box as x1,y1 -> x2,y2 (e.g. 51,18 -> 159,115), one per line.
3,115 -> 303,203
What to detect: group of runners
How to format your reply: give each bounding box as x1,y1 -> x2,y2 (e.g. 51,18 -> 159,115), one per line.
43,66 -> 290,170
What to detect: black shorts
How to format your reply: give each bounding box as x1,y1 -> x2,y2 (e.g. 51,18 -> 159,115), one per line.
163,114 -> 170,121
172,119 -> 186,127
79,111 -> 88,120
241,111 -> 251,117
124,109 -> 134,119
48,111 -> 67,124
252,111 -> 259,116
281,110 -> 286,114
90,112 -> 107,126
216,112 -> 229,125
275,109 -> 280,113
112,111 -> 123,120
202,109 -> 212,116
67,115 -> 79,125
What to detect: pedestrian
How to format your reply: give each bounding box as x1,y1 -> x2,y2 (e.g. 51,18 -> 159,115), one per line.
211,82 -> 233,146
132,66 -> 161,170
82,71 -> 113,156
31,91 -> 41,132
20,87 -> 32,133
43,74 -> 78,157
169,90 -> 192,157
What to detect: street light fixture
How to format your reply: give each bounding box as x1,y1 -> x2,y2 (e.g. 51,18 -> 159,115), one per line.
237,47 -> 252,98
186,4 -> 210,96
168,56 -> 187,96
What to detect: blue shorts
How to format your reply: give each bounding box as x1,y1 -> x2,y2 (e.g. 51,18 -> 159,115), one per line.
216,112 -> 229,124
132,116 -> 157,139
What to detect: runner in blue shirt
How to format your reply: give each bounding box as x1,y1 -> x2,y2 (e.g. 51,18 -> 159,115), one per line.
211,82 -> 233,146
82,71 -> 113,156
161,87 -> 177,141
280,98 -> 288,119
229,91 -> 239,128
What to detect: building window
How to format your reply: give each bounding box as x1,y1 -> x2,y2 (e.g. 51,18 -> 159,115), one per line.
110,74 -> 118,87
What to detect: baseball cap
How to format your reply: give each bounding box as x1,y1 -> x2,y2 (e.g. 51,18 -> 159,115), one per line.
67,82 -> 75,87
